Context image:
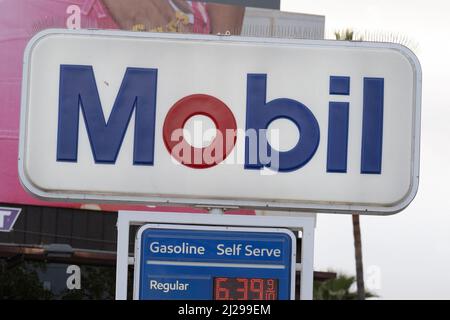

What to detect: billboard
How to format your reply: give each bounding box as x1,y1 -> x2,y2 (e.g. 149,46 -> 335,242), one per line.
19,30 -> 421,215
1,0 -> 323,211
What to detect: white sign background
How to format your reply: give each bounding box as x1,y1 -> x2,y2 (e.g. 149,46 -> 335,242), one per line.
19,30 -> 421,215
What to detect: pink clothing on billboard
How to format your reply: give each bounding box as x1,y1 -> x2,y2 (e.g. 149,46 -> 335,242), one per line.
190,1 -> 211,34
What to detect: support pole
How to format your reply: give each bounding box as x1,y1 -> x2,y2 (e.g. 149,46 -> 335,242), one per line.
115,214 -> 130,300
352,214 -> 365,300
299,218 -> 315,300
209,208 -> 224,215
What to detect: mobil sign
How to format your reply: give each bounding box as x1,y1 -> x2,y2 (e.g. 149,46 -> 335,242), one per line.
19,29 -> 422,215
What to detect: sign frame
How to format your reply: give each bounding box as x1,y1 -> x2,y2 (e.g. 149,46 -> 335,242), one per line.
115,211 -> 315,300
133,223 -> 297,300
19,29 -> 422,215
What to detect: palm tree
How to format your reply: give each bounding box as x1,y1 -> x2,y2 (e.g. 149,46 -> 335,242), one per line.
314,273 -> 376,300
333,28 -> 418,300
334,29 -> 355,41
333,29 -> 366,300
352,214 -> 365,300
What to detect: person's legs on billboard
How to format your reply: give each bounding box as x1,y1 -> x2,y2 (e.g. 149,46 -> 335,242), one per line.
101,0 -> 244,35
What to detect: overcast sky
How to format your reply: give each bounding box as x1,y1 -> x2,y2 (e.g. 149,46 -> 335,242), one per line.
281,0 -> 450,299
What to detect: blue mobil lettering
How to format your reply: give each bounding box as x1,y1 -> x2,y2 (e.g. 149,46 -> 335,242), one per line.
57,66 -> 384,173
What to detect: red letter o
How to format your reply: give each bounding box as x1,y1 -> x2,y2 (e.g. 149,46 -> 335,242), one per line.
163,94 -> 237,169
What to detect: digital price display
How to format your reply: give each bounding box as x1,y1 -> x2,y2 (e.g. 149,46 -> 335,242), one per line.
214,277 -> 278,300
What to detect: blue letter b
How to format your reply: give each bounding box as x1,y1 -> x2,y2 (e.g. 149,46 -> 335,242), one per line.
245,74 -> 320,172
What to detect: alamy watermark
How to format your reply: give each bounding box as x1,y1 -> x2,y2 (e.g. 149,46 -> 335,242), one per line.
169,119 -> 283,174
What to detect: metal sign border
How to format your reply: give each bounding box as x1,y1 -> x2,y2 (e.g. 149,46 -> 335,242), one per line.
133,223 -> 297,300
18,29 -> 422,215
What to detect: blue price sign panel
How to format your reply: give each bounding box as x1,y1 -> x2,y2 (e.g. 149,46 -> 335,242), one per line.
133,225 -> 296,300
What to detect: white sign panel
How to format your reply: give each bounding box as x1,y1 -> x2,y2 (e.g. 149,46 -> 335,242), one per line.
19,29 -> 421,215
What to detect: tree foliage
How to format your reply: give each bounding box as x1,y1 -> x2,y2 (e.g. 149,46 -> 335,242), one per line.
314,273 -> 377,300
0,260 -> 53,300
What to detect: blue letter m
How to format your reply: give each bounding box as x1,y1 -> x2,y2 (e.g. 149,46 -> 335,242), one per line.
57,65 -> 157,165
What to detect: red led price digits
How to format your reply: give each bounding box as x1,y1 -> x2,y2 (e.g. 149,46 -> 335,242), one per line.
236,278 -> 248,300
265,279 -> 277,300
250,279 -> 264,300
213,277 -> 278,300
214,277 -> 230,300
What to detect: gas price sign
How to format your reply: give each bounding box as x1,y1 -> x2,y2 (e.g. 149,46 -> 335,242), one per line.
133,225 -> 296,300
